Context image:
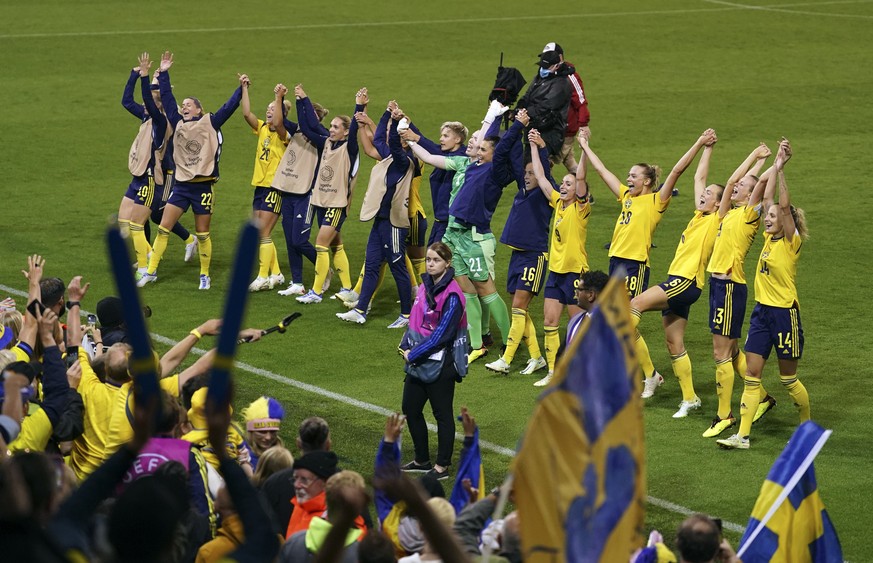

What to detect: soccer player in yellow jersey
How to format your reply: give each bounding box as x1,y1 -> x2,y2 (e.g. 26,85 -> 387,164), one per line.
580,130 -> 714,393
242,79 -> 291,292
701,143 -> 778,437
503,129 -> 590,386
718,140 -> 810,450
627,129 -> 720,417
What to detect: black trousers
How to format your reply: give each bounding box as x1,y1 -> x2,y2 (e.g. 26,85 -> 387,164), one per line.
401,361 -> 457,467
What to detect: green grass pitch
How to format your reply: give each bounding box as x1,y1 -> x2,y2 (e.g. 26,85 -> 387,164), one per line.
1,0 -> 872,557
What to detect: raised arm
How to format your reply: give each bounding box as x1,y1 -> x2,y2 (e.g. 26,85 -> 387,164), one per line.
211,76 -> 244,128
295,85 -> 327,149
492,112 -> 527,188
122,66 -> 145,119
727,143 -> 771,188
158,318 -> 221,377
748,165 -> 774,210
406,133 -> 449,169
577,136 -> 623,198
372,107 -> 392,158
345,89 -> 366,163
156,52 -> 180,127
355,112 -> 382,161
407,122 -> 441,154
272,83 -> 290,139
660,128 -> 715,203
694,133 -> 717,205
528,129 -> 556,200
576,150 -> 589,200
137,53 -> 167,148
17,255 -> 44,356
239,74 -> 259,130
773,139 -> 795,241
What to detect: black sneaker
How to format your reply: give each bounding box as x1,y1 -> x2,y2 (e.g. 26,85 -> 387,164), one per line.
401,460 -> 433,473
425,466 -> 450,481
482,332 -> 494,348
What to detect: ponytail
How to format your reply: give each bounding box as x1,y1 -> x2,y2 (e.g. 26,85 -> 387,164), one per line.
791,206 -> 809,240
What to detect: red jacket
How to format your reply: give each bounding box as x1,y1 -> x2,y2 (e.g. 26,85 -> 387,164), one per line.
563,60 -> 590,135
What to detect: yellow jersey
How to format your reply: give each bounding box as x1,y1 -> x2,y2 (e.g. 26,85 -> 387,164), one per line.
103,374 -> 180,455
609,186 -> 670,263
7,406 -> 52,454
408,158 -> 426,219
755,233 -> 802,308
667,211 -> 720,289
69,348 -> 121,479
548,190 -> 591,274
250,119 -> 290,187
706,204 -> 762,284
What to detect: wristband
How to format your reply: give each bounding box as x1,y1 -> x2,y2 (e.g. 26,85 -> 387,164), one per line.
190,329 -> 202,340
66,301 -> 80,310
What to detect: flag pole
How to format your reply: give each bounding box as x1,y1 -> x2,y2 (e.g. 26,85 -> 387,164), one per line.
481,473 -> 514,563
737,428 -> 832,558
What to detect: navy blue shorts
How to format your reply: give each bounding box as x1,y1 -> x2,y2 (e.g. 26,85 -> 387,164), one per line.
428,219 -> 447,247
407,212 -> 428,247
506,250 -> 548,295
609,257 -> 649,298
544,271 -> 578,305
167,181 -> 214,215
252,186 -> 282,214
657,275 -> 702,320
709,277 -> 748,338
745,303 -> 804,360
125,176 -> 155,207
314,206 -> 347,231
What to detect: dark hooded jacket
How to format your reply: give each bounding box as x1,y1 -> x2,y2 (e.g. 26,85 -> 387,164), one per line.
516,62 -> 575,155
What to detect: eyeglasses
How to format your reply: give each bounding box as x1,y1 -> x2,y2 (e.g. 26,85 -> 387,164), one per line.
293,474 -> 321,487
575,285 -> 593,293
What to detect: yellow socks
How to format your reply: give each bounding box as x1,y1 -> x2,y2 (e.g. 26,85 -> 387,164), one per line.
544,326 -> 560,372
630,308 -> 642,329
129,222 -> 151,269
118,218 -> 131,238
313,245 -> 330,295
715,357 -> 734,419
269,240 -> 280,276
523,312 -> 542,358
147,226 -> 170,275
331,244 -> 352,288
412,257 -> 426,286
781,373 -> 810,422
258,237 -> 273,278
671,351 -> 696,402
502,308 -> 527,363
196,232 -> 211,276
635,333 -> 656,379
738,376 -> 762,438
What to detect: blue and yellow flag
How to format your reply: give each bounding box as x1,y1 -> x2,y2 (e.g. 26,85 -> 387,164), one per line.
512,277 -> 645,562
450,428 -> 485,514
738,421 -> 843,563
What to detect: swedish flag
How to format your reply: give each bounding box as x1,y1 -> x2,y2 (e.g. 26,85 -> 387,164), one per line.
738,421 -> 843,563
450,428 -> 485,514
512,277 -> 645,562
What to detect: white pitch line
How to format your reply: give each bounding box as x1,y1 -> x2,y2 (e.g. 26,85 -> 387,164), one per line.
0,7 -> 743,40
703,0 -> 873,18
0,282 -> 743,532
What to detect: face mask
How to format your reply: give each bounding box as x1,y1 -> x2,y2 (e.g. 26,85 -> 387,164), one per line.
539,67 -> 551,78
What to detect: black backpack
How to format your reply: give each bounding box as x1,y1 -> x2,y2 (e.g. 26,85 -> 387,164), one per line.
489,53 -> 527,106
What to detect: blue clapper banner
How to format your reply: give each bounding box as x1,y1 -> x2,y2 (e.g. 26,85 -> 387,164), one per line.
511,276 -> 646,562
737,421 -> 843,562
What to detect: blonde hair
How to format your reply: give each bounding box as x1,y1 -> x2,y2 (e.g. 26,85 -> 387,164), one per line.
312,102 -> 329,122
791,206 -> 809,240
0,349 -> 16,371
325,470 -> 366,514
427,497 -> 456,528
282,99 -> 293,114
633,163 -> 661,190
1,310 -> 22,346
252,446 -> 293,486
334,114 -> 351,131
441,121 -> 468,145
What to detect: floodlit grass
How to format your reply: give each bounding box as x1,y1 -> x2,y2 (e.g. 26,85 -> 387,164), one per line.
2,0 -> 872,556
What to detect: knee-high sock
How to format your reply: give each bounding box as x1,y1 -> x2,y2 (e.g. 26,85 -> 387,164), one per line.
405,254 -> 419,288
118,218 -> 131,238
129,222 -> 151,269
480,297 -> 491,338
464,292 -> 482,349
635,333 -> 656,379
147,226 -> 170,275
631,308 -> 642,329
331,244 -> 352,289
544,326 -> 560,372
715,358 -> 734,419
269,240 -> 280,276
502,308 -> 528,363
313,245 -> 330,295
731,350 -> 769,400
412,257 -> 426,285
481,292 -> 510,344
196,232 -> 211,276
671,351 -> 696,402
781,373 -> 810,422
258,237 -> 273,278
523,312 -> 542,359
738,377 -> 762,438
